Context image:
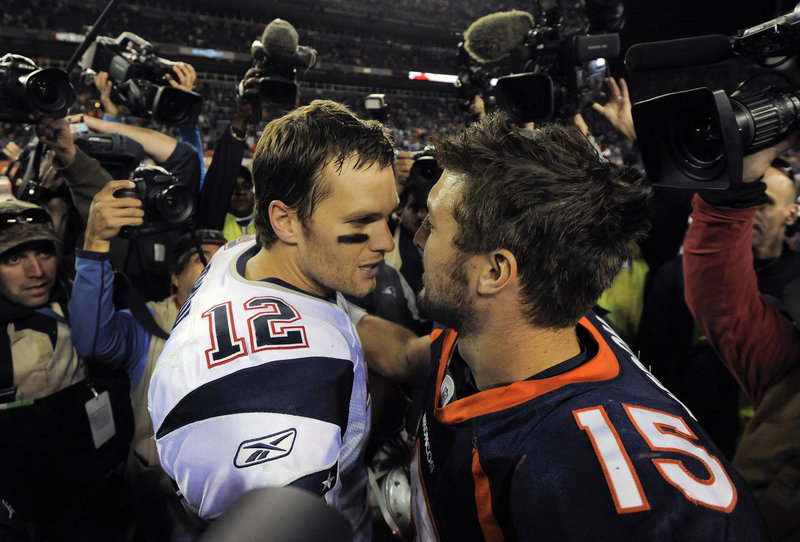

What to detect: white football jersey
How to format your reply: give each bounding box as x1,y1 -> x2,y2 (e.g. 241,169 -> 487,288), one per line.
148,237 -> 371,537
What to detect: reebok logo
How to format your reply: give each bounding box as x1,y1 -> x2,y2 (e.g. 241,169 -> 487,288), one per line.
234,428 -> 297,468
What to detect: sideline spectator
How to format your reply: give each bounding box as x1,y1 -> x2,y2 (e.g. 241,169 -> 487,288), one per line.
221,165 -> 255,241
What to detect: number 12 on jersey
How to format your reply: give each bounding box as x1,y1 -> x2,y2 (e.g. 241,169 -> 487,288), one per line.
202,296 -> 309,368
574,404 -> 737,514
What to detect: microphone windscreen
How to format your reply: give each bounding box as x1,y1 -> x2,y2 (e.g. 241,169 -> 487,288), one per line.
261,19 -> 299,61
464,10 -> 535,63
625,34 -> 732,72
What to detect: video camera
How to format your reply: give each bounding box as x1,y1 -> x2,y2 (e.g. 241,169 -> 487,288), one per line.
79,32 -> 202,129
241,18 -> 317,113
113,164 -> 195,237
75,133 -> 145,180
454,41 -> 497,112
630,6 -> 800,189
0,54 -> 76,123
459,1 -> 622,123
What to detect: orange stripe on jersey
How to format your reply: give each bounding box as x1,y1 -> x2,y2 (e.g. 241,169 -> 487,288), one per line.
431,328 -> 444,342
435,317 -> 621,424
472,438 -> 504,541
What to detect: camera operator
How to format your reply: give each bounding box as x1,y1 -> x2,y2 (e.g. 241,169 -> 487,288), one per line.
683,136 -> 800,541
194,69 -> 260,236
70,180 -> 226,540
36,115 -> 115,221
94,62 -> 208,188
0,199 -> 133,539
73,114 -> 201,300
79,114 -> 201,194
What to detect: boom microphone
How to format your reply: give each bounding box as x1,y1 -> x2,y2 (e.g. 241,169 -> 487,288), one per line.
464,10 -> 535,63
261,18 -> 299,61
624,34 -> 732,72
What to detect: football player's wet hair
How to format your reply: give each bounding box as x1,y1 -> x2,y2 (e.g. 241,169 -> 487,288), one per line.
251,99 -> 394,248
434,113 -> 652,328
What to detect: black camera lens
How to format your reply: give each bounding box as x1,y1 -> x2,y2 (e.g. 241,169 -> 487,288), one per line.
409,155 -> 442,191
494,73 -> 556,123
666,95 -> 726,182
24,68 -> 75,116
153,87 -> 203,129
257,77 -> 297,108
151,183 -> 195,225
674,109 -> 723,166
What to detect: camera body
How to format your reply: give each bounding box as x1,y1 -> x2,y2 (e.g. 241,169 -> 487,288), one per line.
240,19 -> 317,114
75,133 -> 145,180
458,1 -> 621,123
497,26 -> 618,123
364,93 -> 388,122
80,33 -> 202,129
243,43 -> 316,112
454,42 -> 497,111
0,54 -> 76,123
113,164 -> 195,237
408,147 -> 442,191
632,6 -> 800,189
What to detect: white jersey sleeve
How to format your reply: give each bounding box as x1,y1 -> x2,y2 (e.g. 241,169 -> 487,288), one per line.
148,238 -> 371,527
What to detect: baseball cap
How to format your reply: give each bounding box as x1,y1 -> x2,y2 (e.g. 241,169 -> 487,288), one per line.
171,229 -> 227,270
0,199 -> 59,257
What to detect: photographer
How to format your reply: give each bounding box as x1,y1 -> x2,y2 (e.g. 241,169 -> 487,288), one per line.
94,62 -> 208,187
0,199 -> 133,539
71,114 -> 201,300
35,115 -> 115,223
70,180 -> 226,540
683,137 -> 800,541
79,114 -> 201,194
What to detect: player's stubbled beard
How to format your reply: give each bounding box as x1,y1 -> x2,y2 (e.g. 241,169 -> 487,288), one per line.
337,234 -> 370,244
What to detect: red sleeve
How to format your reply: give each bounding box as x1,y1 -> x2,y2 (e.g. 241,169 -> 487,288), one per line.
683,193 -> 800,406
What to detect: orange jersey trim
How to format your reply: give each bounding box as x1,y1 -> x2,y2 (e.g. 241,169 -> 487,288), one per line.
434,317 -> 621,424
472,438 -> 505,541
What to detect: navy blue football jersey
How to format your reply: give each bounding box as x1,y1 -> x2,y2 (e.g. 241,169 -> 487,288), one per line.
410,312 -> 767,541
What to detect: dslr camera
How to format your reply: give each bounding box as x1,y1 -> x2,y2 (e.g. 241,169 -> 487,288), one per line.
460,0 -> 622,123
113,164 -> 195,237
408,147 -> 442,191
0,54 -> 76,123
632,6 -> 800,189
241,18 -> 317,112
79,32 -> 202,129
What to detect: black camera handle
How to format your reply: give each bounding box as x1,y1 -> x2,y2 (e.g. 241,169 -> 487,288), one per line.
65,0 -> 125,73
13,140 -> 44,201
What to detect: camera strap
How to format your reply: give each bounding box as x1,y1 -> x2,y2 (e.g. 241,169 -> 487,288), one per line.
114,269 -> 170,340
0,325 -> 17,403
